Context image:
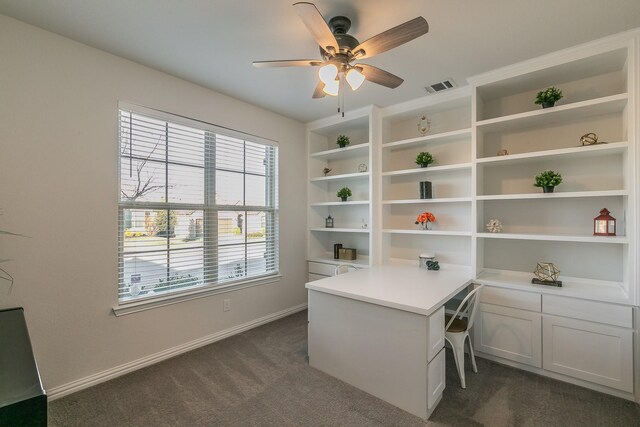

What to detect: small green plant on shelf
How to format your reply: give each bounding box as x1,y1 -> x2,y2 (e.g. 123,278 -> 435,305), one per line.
336,187 -> 352,201
534,86 -> 563,108
534,170 -> 563,193
336,135 -> 350,148
415,151 -> 434,168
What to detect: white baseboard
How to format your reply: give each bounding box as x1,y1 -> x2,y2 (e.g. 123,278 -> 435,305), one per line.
47,303 -> 308,401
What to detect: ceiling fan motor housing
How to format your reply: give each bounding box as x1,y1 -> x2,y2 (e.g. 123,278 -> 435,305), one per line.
328,16 -> 360,53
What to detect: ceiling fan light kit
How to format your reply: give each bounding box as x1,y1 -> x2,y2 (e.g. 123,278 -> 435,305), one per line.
253,2 -> 429,116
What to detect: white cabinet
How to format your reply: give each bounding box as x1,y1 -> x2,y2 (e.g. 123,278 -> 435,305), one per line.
475,285 -> 635,393
542,315 -> 633,393
308,288 -> 448,419
475,302 -> 542,368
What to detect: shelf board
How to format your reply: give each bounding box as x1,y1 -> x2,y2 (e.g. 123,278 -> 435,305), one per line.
309,142 -> 370,159
382,229 -> 472,237
310,201 -> 370,207
476,269 -> 631,305
382,163 -> 472,177
308,254 -> 370,267
477,141 -> 628,165
476,232 -> 628,244
382,128 -> 472,150
310,172 -> 369,182
477,189 -> 628,201
476,93 -> 628,133
309,227 -> 370,233
382,197 -> 472,205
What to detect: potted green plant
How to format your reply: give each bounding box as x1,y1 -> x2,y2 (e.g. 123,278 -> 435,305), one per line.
415,151 -> 434,168
336,187 -> 352,202
336,135 -> 350,148
534,86 -> 563,108
534,170 -> 563,193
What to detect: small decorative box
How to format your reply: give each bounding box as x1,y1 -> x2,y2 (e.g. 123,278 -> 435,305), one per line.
339,248 -> 357,260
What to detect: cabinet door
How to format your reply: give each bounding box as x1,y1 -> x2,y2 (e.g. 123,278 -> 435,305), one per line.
427,347 -> 446,411
474,303 -> 542,368
427,307 -> 445,362
542,315 -> 633,392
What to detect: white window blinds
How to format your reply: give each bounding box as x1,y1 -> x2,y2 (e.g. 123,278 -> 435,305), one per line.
118,105 -> 279,302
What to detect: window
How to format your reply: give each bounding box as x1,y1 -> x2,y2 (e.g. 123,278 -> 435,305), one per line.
118,104 -> 278,302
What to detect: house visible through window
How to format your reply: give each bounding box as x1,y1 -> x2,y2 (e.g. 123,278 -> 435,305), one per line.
118,104 -> 278,302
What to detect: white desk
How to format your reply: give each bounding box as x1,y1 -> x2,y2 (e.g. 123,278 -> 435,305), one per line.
306,264 -> 472,420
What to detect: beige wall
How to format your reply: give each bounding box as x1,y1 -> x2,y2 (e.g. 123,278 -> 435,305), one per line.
0,15 -> 307,391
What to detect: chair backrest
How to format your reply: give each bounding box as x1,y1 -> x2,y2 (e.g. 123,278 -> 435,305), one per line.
445,284 -> 484,331
334,264 -> 359,275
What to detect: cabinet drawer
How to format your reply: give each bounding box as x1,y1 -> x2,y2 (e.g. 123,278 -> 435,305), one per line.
481,286 -> 541,312
427,347 -> 446,411
308,273 -> 329,282
474,303 -> 542,368
308,262 -> 336,276
542,295 -> 632,328
543,315 -> 633,392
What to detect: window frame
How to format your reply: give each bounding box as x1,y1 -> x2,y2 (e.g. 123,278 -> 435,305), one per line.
114,102 -> 279,314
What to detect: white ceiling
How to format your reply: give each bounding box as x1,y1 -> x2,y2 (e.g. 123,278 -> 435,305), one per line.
1,0 -> 640,123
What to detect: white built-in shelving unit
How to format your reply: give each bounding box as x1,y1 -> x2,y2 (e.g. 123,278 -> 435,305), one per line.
305,29 -> 640,399
471,39 -> 635,306
306,107 -> 377,267
379,90 -> 473,267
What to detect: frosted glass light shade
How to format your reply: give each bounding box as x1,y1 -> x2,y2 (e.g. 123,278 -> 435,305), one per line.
346,68 -> 365,90
322,79 -> 339,96
319,64 -> 338,84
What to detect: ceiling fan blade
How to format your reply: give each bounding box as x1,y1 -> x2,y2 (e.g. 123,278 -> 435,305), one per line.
312,81 -> 326,98
352,17 -> 429,59
293,2 -> 339,54
357,64 -> 404,88
253,59 -> 323,68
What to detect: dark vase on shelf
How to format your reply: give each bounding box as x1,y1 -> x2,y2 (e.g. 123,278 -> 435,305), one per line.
542,186 -> 555,193
333,244 -> 342,259
419,164 -> 428,168
419,181 -> 432,199
541,101 -> 555,108
341,196 -> 347,202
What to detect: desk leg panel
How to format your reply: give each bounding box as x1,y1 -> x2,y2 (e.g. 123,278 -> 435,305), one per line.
308,290 -> 430,419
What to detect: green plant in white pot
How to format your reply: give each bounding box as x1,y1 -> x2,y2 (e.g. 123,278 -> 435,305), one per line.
534,170 -> 562,193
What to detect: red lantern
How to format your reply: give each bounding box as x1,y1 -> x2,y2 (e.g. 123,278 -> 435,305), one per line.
593,208 -> 616,236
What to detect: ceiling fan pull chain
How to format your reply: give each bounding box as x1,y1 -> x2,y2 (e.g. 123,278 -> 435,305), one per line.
339,73 -> 345,117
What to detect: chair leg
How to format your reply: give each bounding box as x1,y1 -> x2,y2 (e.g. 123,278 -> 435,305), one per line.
447,333 -> 467,389
466,334 -> 478,374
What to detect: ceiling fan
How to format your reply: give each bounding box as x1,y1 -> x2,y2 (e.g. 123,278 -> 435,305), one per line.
253,2 -> 429,112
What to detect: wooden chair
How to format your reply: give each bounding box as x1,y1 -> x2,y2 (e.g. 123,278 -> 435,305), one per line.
445,284 -> 484,389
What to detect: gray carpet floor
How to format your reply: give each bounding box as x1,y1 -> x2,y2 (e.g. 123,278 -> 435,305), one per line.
49,310 -> 640,426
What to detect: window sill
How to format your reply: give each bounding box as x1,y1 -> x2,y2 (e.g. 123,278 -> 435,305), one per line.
112,274 -> 282,317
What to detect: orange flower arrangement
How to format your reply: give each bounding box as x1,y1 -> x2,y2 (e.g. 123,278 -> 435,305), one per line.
415,212 -> 436,225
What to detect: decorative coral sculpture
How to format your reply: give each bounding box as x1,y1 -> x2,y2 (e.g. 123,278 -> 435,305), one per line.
486,219 -> 502,233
